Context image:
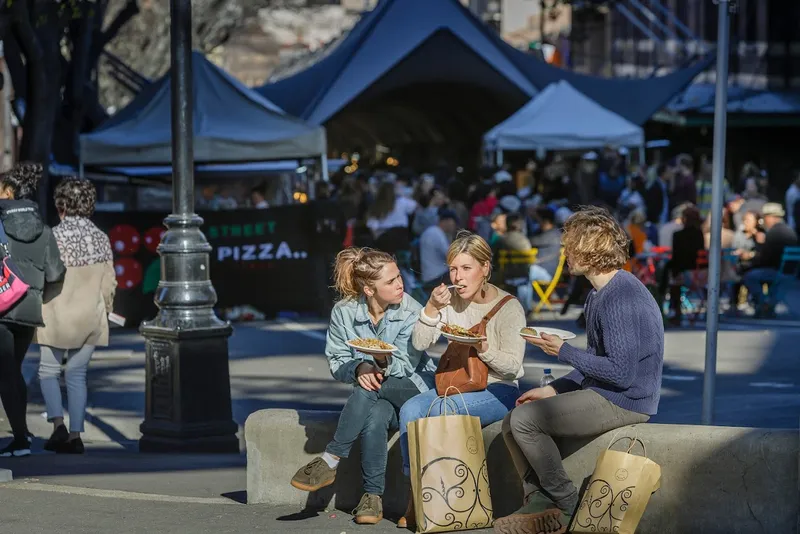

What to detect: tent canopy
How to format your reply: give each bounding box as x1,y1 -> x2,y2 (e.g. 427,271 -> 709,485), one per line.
81,52 -> 327,167
257,0 -> 713,127
666,83 -> 800,114
484,81 -> 644,152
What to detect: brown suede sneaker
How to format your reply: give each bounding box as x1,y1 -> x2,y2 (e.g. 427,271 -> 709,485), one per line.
289,457 -> 337,492
493,493 -> 567,534
354,493 -> 384,525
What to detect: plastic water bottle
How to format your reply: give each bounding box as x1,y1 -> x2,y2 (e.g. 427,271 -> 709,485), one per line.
540,369 -> 555,388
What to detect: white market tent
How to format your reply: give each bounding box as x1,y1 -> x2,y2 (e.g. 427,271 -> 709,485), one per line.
483,80 -> 645,163
80,52 -> 329,178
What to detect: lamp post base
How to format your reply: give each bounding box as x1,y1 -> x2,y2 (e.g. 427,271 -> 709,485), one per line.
139,430 -> 239,454
139,323 -> 238,454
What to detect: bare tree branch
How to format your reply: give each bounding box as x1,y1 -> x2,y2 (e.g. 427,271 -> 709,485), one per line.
98,0 -> 138,49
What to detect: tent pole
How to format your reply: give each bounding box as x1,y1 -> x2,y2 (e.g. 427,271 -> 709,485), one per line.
702,0 -> 731,426
497,149 -> 503,167
307,160 -> 316,200
79,159 -> 84,179
321,155 -> 329,182
639,145 -> 646,166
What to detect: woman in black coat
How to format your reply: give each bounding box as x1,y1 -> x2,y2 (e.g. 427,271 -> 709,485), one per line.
0,163 -> 66,457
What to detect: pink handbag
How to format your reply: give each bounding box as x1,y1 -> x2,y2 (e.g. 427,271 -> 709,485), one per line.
0,220 -> 29,313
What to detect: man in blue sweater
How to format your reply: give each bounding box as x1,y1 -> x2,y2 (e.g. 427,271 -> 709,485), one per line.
495,207 -> 665,534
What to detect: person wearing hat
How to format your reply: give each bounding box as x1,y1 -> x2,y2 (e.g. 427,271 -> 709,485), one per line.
419,208 -> 459,291
741,202 -> 798,315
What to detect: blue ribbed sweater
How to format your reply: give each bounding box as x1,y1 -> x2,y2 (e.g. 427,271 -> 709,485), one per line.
551,270 -> 664,415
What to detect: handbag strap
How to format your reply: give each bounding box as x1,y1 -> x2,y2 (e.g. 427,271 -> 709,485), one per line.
477,294 -> 515,328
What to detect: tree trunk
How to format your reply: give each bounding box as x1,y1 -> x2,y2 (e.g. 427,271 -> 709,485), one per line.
18,38 -> 60,164
13,8 -> 62,217
539,0 -> 546,42
65,14 -> 94,159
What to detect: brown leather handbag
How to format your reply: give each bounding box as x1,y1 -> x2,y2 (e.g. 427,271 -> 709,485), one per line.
434,295 -> 515,395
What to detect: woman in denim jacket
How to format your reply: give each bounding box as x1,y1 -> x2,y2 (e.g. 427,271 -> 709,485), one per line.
290,247 -> 435,525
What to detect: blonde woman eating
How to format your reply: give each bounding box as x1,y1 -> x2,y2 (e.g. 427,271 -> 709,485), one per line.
397,231 -> 526,528
289,247 -> 436,525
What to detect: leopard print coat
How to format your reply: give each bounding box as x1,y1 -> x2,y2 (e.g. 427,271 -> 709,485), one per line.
52,216 -> 113,267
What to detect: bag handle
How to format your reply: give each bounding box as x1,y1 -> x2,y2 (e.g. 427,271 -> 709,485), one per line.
425,386 -> 471,418
607,428 -> 647,457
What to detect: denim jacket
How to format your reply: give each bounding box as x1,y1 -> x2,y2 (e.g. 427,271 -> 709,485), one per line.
326,293 -> 436,393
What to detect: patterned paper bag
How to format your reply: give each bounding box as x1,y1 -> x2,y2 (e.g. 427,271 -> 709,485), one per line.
407,388 -> 493,533
571,435 -> 661,534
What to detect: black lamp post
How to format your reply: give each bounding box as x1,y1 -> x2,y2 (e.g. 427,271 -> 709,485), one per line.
139,0 -> 238,453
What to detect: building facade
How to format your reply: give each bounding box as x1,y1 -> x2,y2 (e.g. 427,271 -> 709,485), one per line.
570,0 -> 800,90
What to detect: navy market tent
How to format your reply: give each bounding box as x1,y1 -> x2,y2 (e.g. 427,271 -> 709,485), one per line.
665,83 -> 800,115
80,52 -> 327,167
257,0 -> 713,130
484,81 -> 644,152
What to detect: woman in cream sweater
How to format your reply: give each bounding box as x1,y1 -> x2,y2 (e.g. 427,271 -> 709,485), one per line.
396,231 -> 526,528
36,178 -> 116,454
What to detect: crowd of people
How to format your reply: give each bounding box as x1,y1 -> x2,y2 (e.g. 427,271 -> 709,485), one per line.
0,164 -> 115,458
326,147 -> 800,321
286,146 -> 799,529
290,207 -> 665,533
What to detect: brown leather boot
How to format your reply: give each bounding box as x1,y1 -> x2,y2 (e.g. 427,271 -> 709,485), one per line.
397,490 -> 416,529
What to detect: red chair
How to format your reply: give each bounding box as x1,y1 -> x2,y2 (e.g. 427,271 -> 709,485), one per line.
685,250 -> 709,324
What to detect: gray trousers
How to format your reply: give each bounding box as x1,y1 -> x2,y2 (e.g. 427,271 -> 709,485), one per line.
502,389 -> 649,513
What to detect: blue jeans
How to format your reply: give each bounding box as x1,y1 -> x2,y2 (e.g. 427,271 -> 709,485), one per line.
742,268 -> 779,306
326,376 -> 420,495
38,345 -> 95,433
398,383 -> 520,476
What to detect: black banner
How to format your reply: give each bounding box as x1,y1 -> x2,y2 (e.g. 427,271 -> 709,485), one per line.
93,202 -> 344,328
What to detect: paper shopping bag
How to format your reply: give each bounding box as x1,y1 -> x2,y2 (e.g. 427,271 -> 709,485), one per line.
571,435 -> 662,534
407,388 -> 493,533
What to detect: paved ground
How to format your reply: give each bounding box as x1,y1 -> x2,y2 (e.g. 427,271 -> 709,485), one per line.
6,312 -> 800,446
0,488 -> 486,534
0,314 -> 798,532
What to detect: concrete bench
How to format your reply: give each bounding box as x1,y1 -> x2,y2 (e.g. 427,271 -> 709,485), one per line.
245,409 -> 799,533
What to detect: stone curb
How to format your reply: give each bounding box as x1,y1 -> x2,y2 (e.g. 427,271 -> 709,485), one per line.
246,408 -> 799,534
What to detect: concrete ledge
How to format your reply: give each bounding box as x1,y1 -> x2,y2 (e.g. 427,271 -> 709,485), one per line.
0,468 -> 11,483
245,409 -> 799,533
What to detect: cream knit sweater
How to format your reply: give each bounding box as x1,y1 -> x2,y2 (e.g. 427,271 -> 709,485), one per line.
412,286 -> 526,385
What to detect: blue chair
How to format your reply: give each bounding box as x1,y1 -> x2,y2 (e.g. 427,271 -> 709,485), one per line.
766,246 -> 800,309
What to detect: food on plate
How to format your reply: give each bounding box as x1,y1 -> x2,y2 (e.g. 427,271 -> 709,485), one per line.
441,324 -> 481,338
349,338 -> 394,351
520,327 -> 539,337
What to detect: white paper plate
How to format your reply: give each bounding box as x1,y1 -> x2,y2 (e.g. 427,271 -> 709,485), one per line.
441,331 -> 487,344
346,339 -> 397,354
519,326 -> 576,341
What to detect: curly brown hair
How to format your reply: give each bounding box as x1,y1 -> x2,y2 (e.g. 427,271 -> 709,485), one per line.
54,177 -> 97,218
0,161 -> 42,199
562,206 -> 630,275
